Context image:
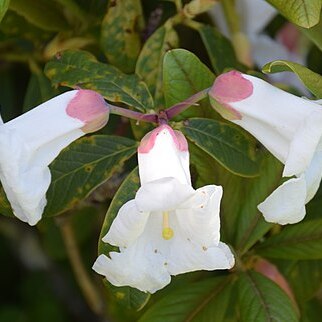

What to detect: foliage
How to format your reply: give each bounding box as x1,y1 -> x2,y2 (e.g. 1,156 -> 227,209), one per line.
1,0 -> 322,322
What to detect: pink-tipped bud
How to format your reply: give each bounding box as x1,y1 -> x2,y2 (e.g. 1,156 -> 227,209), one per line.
138,124 -> 188,154
67,89 -> 110,133
209,70 -> 253,120
276,23 -> 300,54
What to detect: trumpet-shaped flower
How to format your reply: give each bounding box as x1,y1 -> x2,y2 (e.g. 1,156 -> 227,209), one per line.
210,0 -> 307,92
209,70 -> 322,224
0,90 -> 109,226
93,124 -> 234,293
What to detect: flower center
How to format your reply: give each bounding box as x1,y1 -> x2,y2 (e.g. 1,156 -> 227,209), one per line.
162,211 -> 174,240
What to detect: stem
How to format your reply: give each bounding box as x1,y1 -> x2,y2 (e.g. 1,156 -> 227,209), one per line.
57,217 -> 105,316
221,0 -> 240,35
108,104 -> 157,124
183,18 -> 203,31
165,88 -> 209,119
221,0 -> 253,67
174,0 -> 182,12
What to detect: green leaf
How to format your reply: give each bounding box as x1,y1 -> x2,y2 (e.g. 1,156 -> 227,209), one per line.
98,167 -> 140,254
44,135 -> 137,217
136,24 -> 179,108
0,11 -> 51,44
198,24 -> 238,74
139,276 -> 235,322
23,71 -> 59,112
189,143 -> 281,248
234,154 -> 282,253
98,168 -> 149,311
255,219 -> 322,260
301,298 -> 322,322
9,0 -> 69,31
45,50 -> 153,112
276,259 -> 322,303
186,113 -> 283,247
238,271 -> 299,322
54,0 -> 88,26
101,0 -> 144,73
0,186 -> 13,217
266,0 -> 322,28
300,12 -> 322,52
263,60 -> 322,98
163,48 -> 214,106
180,118 -> 259,177
163,48 -> 216,119
0,0 -> 10,23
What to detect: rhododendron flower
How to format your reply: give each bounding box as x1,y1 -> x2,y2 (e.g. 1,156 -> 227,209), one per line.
209,70 -> 322,224
0,90 -> 109,226
210,0 -> 307,92
93,124 -> 234,293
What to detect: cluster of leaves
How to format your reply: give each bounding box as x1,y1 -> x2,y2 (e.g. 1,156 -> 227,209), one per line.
1,0 -> 322,321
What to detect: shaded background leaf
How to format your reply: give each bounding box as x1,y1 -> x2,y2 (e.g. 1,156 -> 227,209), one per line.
255,218 -> 322,260
198,24 -> 238,74
9,0 -> 69,31
0,0 -> 9,23
101,0 -> 144,73
136,24 -> 179,108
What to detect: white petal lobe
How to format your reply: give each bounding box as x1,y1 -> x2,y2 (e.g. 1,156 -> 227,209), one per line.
258,177 -> 307,225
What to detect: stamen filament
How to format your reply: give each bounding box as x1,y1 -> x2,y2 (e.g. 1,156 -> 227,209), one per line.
162,211 -> 174,240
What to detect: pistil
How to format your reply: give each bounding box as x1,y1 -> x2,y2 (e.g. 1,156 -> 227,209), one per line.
162,211 -> 174,240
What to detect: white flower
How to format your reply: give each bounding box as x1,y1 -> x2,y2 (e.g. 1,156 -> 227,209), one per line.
93,124 -> 234,293
209,70 -> 322,224
0,90 -> 109,226
210,0 -> 307,92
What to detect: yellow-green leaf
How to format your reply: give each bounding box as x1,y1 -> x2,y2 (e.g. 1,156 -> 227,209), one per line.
101,0 -> 144,73
45,50 -> 153,112
9,0 -> 69,31
0,0 -> 10,23
266,0 -> 322,28
136,24 -> 179,109
263,60 -> 322,98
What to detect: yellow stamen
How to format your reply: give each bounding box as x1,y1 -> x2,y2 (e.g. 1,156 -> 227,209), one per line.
162,211 -> 174,240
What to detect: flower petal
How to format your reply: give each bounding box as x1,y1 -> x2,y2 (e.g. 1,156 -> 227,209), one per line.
303,149 -> 322,202
175,185 -> 223,247
138,125 -> 190,185
93,250 -> 171,294
211,72 -> 322,168
131,213 -> 234,276
210,0 -> 276,37
283,110 -> 322,177
250,34 -> 294,68
258,177 -> 306,224
0,130 -> 50,225
250,33 -> 307,92
92,253 -> 171,294
167,239 -> 235,275
135,177 -> 195,212
102,199 -> 149,248
0,90 -> 109,225
240,0 -> 276,35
